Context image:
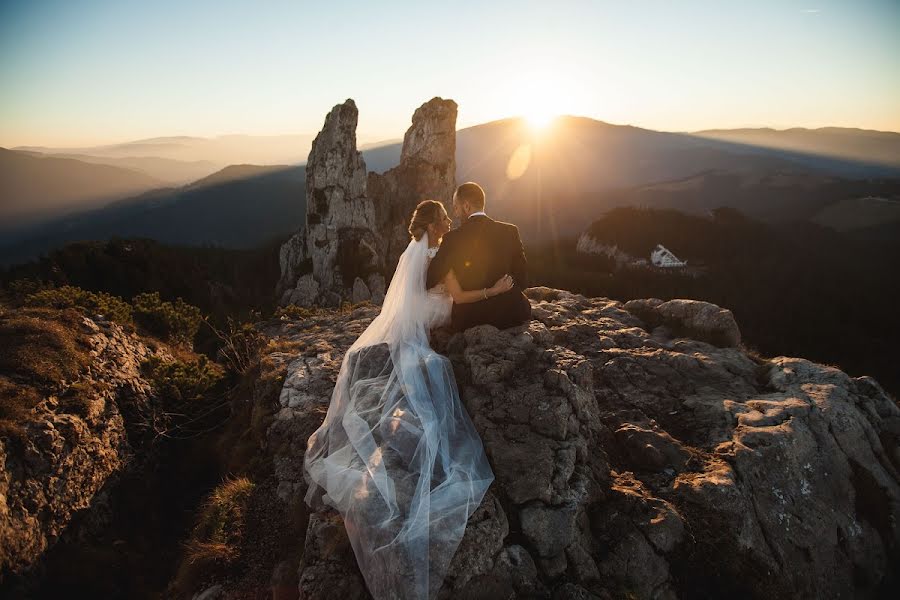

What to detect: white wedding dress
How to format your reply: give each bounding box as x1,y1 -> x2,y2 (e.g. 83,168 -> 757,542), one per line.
303,232 -> 495,600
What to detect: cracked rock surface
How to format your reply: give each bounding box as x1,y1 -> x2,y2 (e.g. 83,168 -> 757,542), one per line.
0,315 -> 165,576
242,288 -> 900,599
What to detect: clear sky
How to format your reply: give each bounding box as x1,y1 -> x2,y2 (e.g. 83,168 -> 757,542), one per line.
1,0 -> 898,147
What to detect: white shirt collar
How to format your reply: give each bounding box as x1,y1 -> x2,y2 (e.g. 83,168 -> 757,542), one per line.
468,211 -> 488,218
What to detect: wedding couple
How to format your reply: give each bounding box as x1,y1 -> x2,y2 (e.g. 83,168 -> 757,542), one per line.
303,182 -> 531,599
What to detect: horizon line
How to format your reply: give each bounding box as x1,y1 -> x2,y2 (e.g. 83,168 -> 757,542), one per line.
5,114 -> 900,150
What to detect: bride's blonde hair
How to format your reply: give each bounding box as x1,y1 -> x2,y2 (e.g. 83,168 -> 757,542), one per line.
408,200 -> 444,241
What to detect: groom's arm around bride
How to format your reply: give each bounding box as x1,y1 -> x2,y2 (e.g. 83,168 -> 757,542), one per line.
427,182 -> 532,332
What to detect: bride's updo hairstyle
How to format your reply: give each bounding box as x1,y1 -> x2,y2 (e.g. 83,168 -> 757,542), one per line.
408,200 -> 444,241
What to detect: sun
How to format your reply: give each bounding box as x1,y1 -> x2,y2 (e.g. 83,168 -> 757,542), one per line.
515,88 -> 562,133
496,65 -> 579,134
523,107 -> 559,132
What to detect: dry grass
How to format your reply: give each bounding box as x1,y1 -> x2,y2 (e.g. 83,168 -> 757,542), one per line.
0,307 -> 91,389
170,476 -> 256,595
0,307 -> 92,447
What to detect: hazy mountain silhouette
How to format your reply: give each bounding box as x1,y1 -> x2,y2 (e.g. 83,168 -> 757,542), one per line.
0,164 -> 305,266
6,116 -> 899,265
15,150 -> 219,186
690,127 -> 900,169
14,134 -> 316,165
360,116 -> 900,241
601,168 -> 900,225
0,148 -> 164,231
810,195 -> 900,231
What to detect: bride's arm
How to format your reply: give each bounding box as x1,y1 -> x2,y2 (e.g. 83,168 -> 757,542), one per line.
443,269 -> 513,304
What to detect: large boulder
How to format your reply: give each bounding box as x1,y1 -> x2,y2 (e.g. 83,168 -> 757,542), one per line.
201,288 -> 899,599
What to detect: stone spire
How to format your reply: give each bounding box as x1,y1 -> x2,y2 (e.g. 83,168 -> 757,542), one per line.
277,99 -> 384,307
369,97 -> 458,272
278,97 -> 457,307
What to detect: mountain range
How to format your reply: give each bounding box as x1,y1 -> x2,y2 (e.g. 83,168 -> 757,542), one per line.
2,117 -> 899,265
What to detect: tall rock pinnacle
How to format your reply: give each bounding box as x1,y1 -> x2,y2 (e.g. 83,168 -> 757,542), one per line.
278,97 -> 458,307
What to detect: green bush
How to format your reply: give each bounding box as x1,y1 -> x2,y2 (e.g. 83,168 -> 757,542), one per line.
141,354 -> 224,404
5,278 -> 53,304
273,303 -> 320,320
132,291 -> 202,345
25,285 -> 133,324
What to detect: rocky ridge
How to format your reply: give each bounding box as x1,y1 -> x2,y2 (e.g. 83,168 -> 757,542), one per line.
216,288 -> 900,599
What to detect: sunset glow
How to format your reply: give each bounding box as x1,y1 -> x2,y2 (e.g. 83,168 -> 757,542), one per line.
0,1 -> 898,147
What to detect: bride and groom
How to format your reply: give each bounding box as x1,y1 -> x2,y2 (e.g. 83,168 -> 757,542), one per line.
303,182 -> 531,599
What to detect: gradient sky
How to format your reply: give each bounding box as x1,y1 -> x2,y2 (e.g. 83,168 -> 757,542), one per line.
1,0 -> 899,147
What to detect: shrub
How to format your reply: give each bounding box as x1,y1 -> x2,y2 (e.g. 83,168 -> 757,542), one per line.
5,277 -> 53,304
141,354 -> 224,405
132,292 -> 202,345
273,303 -> 320,320
203,316 -> 267,376
25,285 -> 133,325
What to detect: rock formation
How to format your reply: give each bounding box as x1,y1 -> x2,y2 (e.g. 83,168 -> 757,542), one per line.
277,97 -> 457,307
0,315 -> 166,576
368,97 -> 457,271
277,99 -> 381,308
198,289 -> 899,599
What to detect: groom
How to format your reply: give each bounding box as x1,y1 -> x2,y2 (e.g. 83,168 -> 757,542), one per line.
426,182 -> 532,331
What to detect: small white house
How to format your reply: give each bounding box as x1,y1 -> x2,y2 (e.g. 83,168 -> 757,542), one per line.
650,244 -> 687,268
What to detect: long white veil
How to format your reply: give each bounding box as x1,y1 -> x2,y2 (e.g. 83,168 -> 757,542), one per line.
303,232 -> 495,599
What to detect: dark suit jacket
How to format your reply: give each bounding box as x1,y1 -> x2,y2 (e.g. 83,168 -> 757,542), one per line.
426,214 -> 532,331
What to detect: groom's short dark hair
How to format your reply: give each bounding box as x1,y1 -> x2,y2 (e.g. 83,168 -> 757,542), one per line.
455,182 -> 485,210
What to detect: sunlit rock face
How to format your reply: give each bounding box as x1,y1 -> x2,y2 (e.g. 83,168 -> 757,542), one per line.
277,99 -> 382,307
369,97 -> 458,273
226,289 -> 900,599
278,97 -> 457,307
0,316 -> 167,577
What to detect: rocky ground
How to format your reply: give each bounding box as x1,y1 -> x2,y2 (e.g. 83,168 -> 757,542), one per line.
0,306 -> 231,599
188,287 -> 899,599
0,314 -> 163,573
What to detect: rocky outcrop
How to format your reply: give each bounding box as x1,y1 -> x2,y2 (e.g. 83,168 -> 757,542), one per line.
624,297 -> 741,347
368,97 -> 457,271
195,290 -> 899,599
0,315 -> 165,577
277,99 -> 382,307
277,97 -> 457,308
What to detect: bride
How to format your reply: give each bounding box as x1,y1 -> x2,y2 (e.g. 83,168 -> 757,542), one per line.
303,200 -> 513,599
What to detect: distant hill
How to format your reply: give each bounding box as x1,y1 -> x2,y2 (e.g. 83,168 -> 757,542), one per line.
14,134 -> 317,166
602,168 -> 900,225
7,117 -> 899,263
811,195 -> 900,231
15,150 -> 219,186
0,148 -> 164,231
0,237 -> 285,322
361,117 -> 900,242
0,164 -> 306,266
690,127 -> 900,170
